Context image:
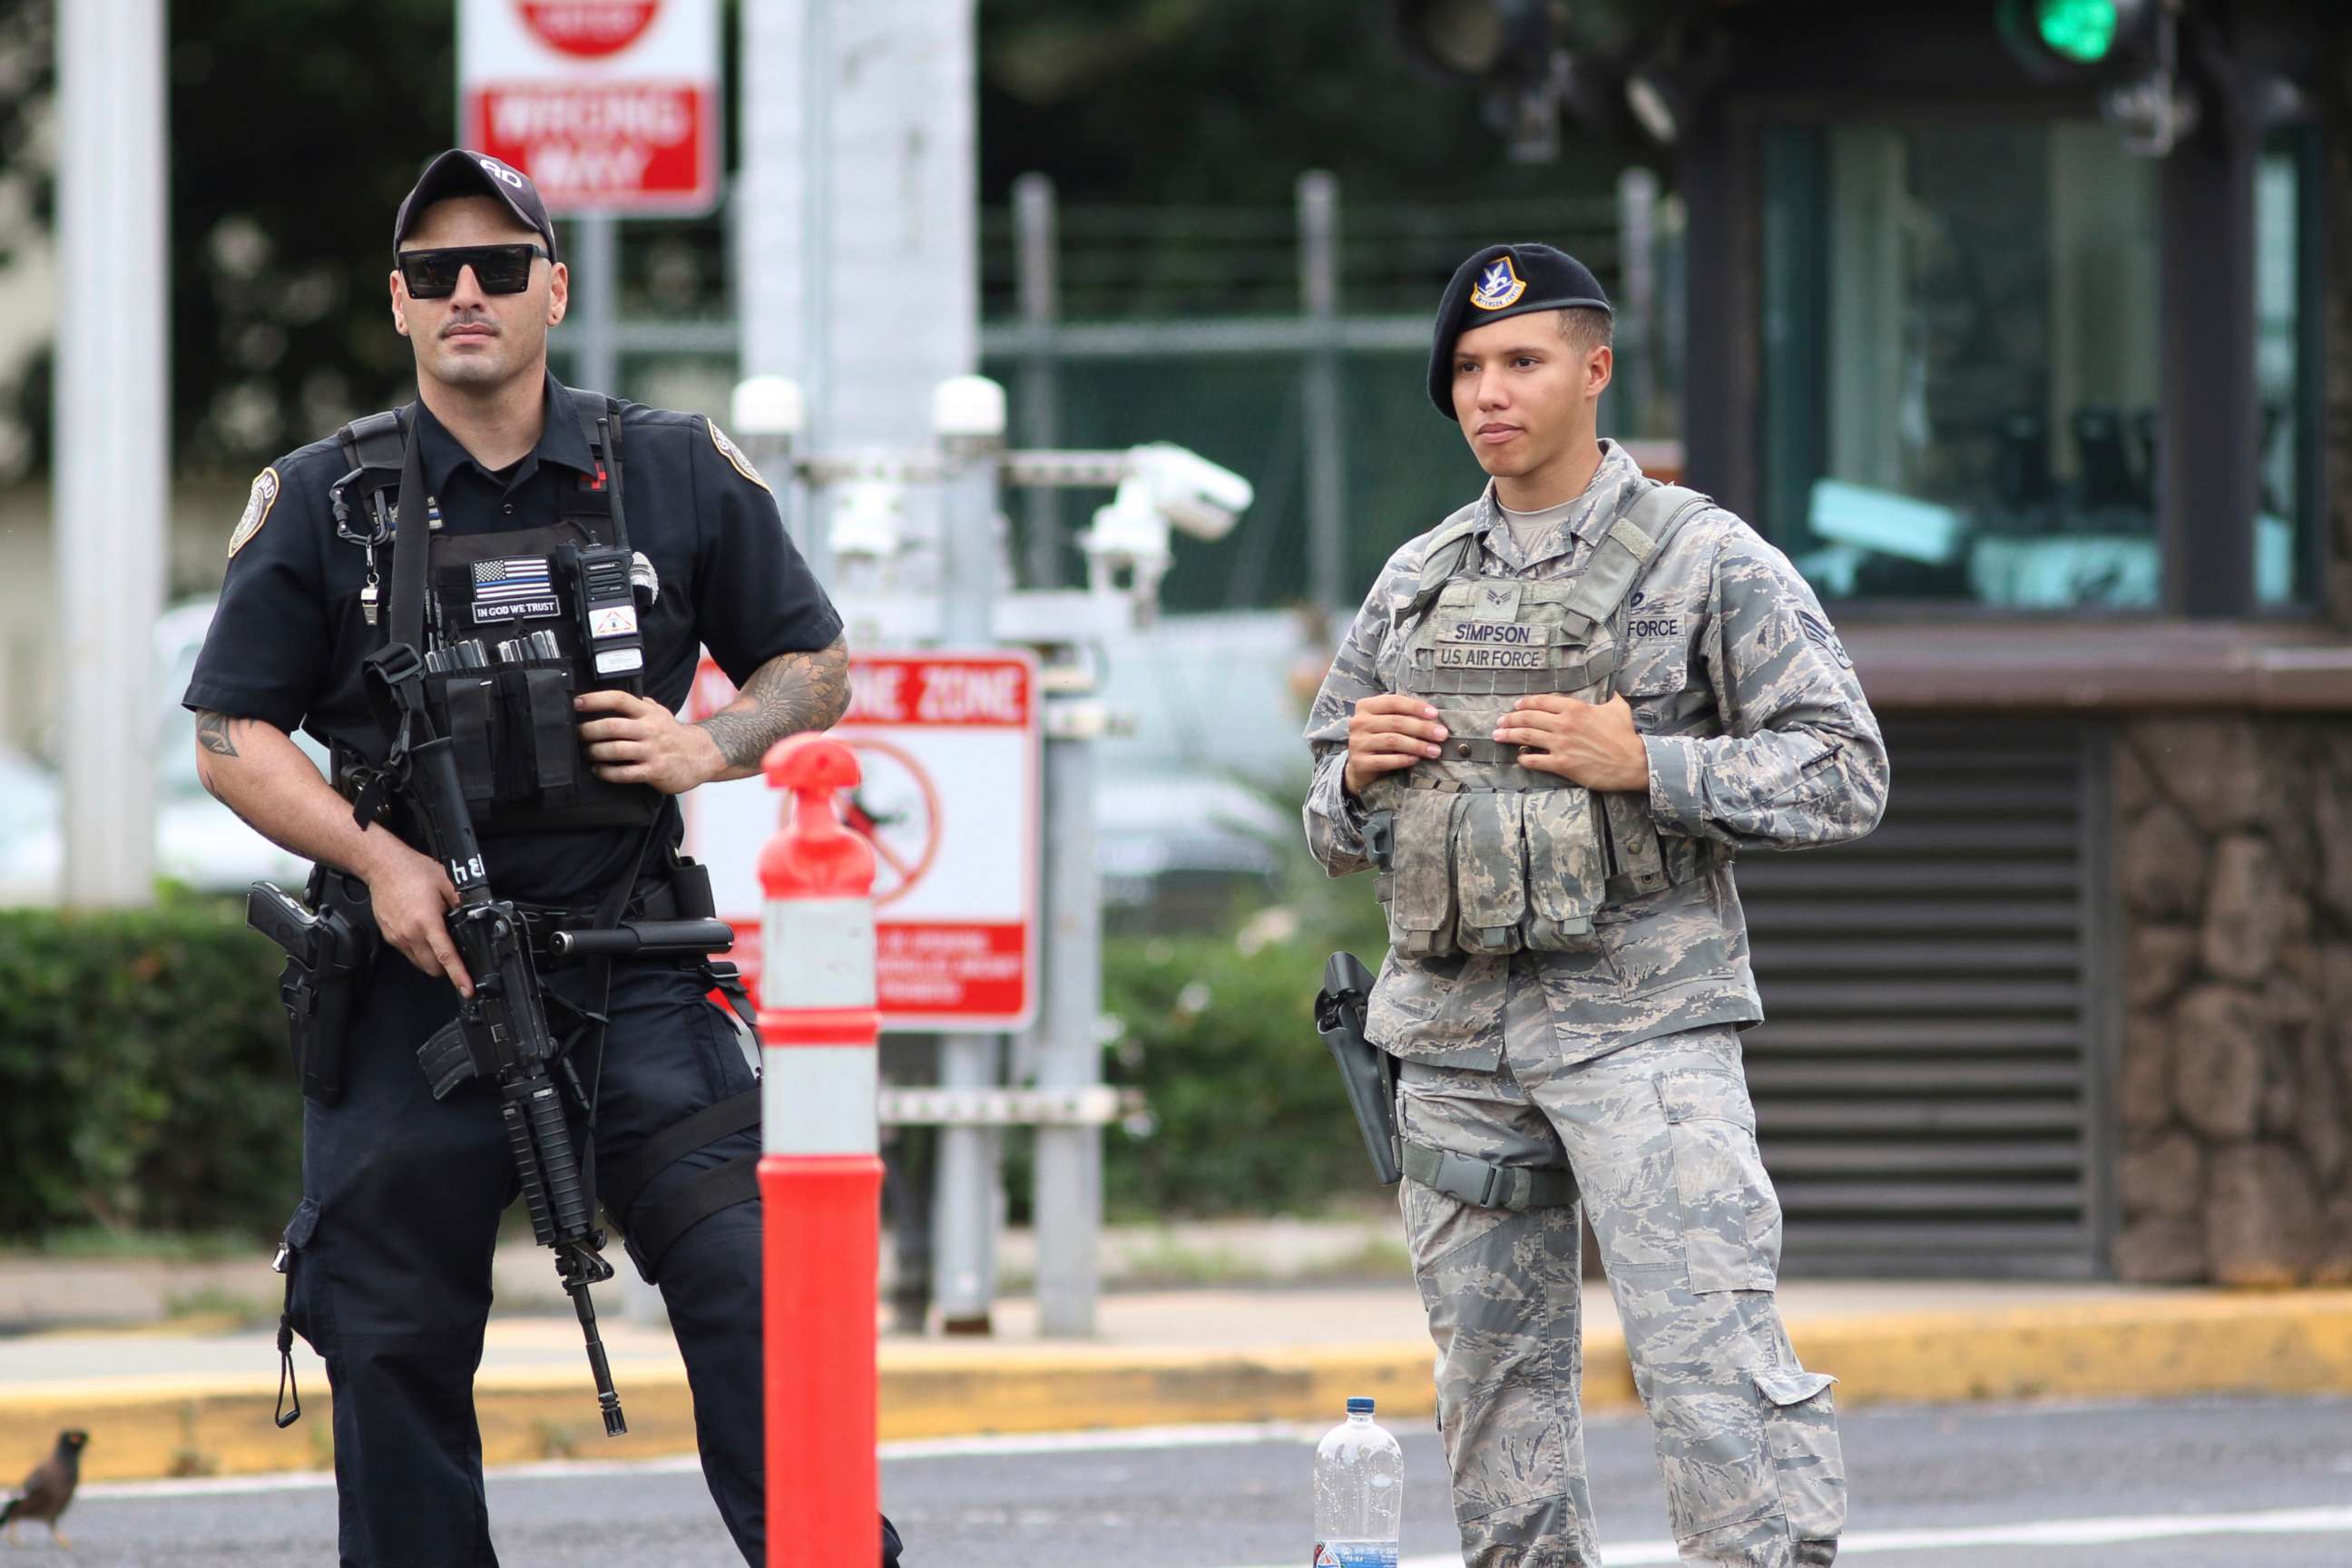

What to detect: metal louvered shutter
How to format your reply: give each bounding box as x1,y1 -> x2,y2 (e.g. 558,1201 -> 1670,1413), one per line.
1734,716 -> 2115,1279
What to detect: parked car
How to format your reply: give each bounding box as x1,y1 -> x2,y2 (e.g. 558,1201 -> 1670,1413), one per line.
0,598 -> 323,903
1093,609 -> 1321,916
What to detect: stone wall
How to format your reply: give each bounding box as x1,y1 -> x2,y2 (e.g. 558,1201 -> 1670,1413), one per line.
2112,718 -> 2352,1284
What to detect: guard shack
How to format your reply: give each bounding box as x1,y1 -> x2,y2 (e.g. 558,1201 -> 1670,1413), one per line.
1646,0 -> 2351,1284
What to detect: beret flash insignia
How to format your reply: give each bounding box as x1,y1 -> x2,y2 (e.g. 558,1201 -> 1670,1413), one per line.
706,419 -> 770,492
228,467 -> 280,558
1469,255 -> 1527,311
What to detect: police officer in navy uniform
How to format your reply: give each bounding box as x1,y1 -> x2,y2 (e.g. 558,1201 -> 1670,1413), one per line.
184,150 -> 903,1567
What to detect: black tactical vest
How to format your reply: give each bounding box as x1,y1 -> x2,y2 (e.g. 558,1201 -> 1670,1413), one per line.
333,396 -> 659,836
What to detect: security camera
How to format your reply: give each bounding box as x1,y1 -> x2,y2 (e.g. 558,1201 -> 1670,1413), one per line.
1126,443 -> 1253,542
1080,476 -> 1172,602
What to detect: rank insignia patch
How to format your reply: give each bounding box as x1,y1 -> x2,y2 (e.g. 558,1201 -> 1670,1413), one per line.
1469,255 -> 1528,311
1796,609 -> 1853,669
707,420 -> 770,492
229,467 -> 280,558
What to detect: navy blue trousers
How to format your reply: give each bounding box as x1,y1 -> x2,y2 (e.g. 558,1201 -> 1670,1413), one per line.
279,951 -> 902,1567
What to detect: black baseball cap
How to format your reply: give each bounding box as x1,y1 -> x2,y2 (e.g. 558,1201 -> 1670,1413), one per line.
1427,242 -> 1612,417
393,150 -> 559,263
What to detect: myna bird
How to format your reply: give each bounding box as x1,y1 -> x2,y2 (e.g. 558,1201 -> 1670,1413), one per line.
1,1428 -> 87,1547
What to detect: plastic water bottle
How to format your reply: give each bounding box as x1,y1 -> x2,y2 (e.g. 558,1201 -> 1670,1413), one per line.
1313,1395 -> 1402,1567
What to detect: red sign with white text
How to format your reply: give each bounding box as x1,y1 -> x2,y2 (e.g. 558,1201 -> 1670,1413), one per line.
460,0 -> 719,215
685,652 -> 1041,1031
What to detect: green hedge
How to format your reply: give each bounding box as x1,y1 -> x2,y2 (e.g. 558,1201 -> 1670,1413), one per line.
1098,927 -> 1378,1218
0,898 -> 296,1240
0,868 -> 1394,1240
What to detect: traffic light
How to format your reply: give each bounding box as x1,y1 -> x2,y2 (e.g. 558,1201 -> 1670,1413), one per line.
1391,0 -> 1681,159
1394,0 -> 1556,79
1998,0 -> 2156,79
1996,0 -> 2196,155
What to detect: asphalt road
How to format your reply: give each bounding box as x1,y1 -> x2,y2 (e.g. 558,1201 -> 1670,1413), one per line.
38,1396 -> 2352,1566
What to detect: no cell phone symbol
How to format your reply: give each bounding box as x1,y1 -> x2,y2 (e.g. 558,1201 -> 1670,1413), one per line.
834,738 -> 941,906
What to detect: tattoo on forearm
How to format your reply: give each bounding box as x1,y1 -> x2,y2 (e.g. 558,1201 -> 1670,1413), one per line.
195,710 -> 242,760
698,636 -> 851,769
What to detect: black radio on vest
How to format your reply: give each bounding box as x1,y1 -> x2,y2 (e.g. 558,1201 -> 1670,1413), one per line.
565,544 -> 646,683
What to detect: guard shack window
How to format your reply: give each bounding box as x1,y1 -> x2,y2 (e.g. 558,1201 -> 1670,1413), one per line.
2256,124 -> 2321,609
1760,119 -> 2162,608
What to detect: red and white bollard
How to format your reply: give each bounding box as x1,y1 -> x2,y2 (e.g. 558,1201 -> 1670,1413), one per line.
756,735 -> 882,1568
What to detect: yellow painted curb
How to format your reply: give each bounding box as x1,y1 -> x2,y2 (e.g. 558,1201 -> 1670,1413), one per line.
8,1291 -> 2349,1485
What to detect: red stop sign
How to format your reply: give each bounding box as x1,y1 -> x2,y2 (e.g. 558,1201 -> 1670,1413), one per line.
516,0 -> 659,58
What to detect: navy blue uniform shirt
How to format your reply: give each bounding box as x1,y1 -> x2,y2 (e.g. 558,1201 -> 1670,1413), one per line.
184,373 -> 842,905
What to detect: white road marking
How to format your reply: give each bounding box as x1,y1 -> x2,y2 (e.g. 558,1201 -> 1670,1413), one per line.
78,1421 -> 1322,1501
1238,1505 -> 2352,1568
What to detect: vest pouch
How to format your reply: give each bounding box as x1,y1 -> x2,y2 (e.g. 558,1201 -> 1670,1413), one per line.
1450,790 -> 1525,956
425,671 -> 501,809
1386,789 -> 1459,959
514,662 -> 581,806
1522,787 -> 1607,949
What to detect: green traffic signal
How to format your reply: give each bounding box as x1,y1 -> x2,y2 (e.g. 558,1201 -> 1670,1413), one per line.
2035,0 -> 2121,63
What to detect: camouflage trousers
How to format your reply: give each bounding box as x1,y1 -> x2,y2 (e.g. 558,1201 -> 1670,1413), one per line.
1397,1025 -> 1845,1567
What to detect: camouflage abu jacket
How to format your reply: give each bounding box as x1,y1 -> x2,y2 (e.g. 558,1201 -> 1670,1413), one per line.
1300,439 -> 1891,1069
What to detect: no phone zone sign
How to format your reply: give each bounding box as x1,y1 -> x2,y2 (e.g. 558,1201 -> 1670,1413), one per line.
459,0 -> 720,215
685,652 -> 1041,1031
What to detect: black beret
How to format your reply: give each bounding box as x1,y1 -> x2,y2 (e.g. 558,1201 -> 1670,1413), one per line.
1427,243 -> 1612,417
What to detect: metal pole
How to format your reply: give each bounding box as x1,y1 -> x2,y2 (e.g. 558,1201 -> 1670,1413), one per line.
930,1033 -> 1002,1333
1033,683 -> 1103,1337
1298,171 -> 1348,612
574,213 -> 620,395
1014,174 -> 1061,589
929,378 -> 1007,1333
799,0 -> 835,456
1616,167 -> 1659,436
936,378 -> 1005,644
54,0 -> 164,907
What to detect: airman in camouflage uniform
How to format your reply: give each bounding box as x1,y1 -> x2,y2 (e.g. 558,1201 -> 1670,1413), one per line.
1302,243 -> 1887,1566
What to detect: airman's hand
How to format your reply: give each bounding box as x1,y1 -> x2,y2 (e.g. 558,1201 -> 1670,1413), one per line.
1494,693 -> 1651,792
1344,692 -> 1447,798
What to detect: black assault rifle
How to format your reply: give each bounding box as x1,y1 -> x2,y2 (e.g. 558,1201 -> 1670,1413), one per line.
360,642 -> 627,1437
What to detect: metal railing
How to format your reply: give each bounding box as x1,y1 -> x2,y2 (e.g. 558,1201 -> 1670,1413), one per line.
554,170 -> 1686,613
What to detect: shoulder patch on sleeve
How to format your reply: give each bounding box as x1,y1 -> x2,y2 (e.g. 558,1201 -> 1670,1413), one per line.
705,419 -> 771,492
228,467 -> 280,558
1795,608 -> 1853,669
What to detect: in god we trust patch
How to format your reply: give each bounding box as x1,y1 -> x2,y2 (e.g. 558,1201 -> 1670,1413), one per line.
228,467 -> 280,558
707,420 -> 770,492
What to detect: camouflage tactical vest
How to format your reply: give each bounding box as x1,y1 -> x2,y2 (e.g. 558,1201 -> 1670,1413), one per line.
1364,482 -> 1710,959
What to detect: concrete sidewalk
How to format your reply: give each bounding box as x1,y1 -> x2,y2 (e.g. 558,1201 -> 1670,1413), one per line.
5,1278 -> 2351,1484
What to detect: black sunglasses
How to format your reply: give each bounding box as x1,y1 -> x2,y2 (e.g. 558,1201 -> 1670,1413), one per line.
397,243 -> 550,299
